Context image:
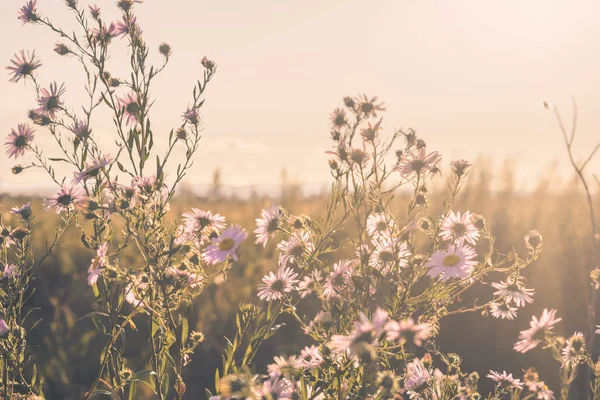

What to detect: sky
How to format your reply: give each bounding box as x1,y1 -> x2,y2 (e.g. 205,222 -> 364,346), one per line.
1,0 -> 599,194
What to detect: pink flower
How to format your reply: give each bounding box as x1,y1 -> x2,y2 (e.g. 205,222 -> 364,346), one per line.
254,205 -> 282,246
5,123 -> 35,158
514,309 -> 562,353
182,106 -> 200,125
43,184 -> 85,214
0,318 -> 9,336
88,242 -> 108,286
257,266 -> 299,301
202,225 -> 247,264
17,0 -> 39,24
73,155 -> 114,184
37,82 -> 66,118
395,148 -> 442,178
7,50 -> 41,83
426,244 -> 477,281
118,92 -> 139,125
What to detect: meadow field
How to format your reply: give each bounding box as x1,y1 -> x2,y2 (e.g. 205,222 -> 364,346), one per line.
1,161 -> 597,398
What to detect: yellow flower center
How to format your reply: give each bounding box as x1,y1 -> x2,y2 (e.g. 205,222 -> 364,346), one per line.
219,238 -> 235,251
442,254 -> 460,267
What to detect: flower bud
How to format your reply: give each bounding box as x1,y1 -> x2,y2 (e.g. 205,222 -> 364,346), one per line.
159,42 -> 172,57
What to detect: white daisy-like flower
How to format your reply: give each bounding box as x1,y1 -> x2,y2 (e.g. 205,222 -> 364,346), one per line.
323,259 -> 354,299
299,345 -> 324,368
369,236 -> 409,274
257,266 -> 299,301
254,204 -> 282,246
487,370 -> 523,389
514,309 -> 562,353
395,148 -> 442,178
329,308 -> 388,357
489,301 -> 518,320
561,332 -> 585,368
202,225 -> 247,265
366,213 -> 395,240
267,355 -> 301,377
426,244 -> 477,281
528,381 -> 555,400
277,231 -> 314,266
255,376 -> 293,399
439,210 -> 480,245
297,270 -> 322,299
385,318 -> 431,346
491,278 -> 534,308
182,208 -> 226,234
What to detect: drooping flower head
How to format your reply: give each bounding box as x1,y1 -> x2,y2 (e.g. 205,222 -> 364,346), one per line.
43,184 -> 85,214
5,124 -> 35,158
17,0 -> 39,24
514,309 -> 562,353
489,301 -> 518,320
439,210 -> 480,245
7,50 -> 41,83
257,266 -> 299,302
37,82 -> 66,118
202,225 -> 247,264
254,204 -> 282,246
426,243 -> 477,281
115,15 -> 142,38
561,332 -> 585,368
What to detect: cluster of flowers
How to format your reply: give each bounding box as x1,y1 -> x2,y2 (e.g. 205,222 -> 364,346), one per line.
208,95 -> 598,399
1,1 -> 234,398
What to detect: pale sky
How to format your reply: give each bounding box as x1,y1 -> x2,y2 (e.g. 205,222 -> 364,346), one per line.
1,0 -> 599,193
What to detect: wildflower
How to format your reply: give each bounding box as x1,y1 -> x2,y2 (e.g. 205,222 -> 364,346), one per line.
72,120 -> 91,139
7,50 -> 41,82
426,244 -> 478,281
377,371 -> 399,392
330,108 -> 347,130
366,213 -> 395,240
514,309 -> 562,353
37,82 -> 66,118
43,184 -> 85,213
182,208 -> 226,234
267,355 -> 301,377
385,318 -> 431,346
88,242 -> 108,286
202,225 -> 247,264
404,358 -> 430,391
124,284 -> 147,308
117,0 -> 143,12
355,94 -> 386,118
0,319 -> 9,337
561,332 -> 585,368
525,230 -> 543,252
255,205 -> 282,246
182,106 -> 200,125
73,155 -> 114,184
395,148 -> 442,178
323,259 -> 354,299
491,277 -> 534,308
89,4 -> 100,18
471,213 -> 487,230
5,124 -> 35,159
54,43 -> 71,56
439,210 -> 480,245
343,96 -> 355,108
12,165 -> 25,175
489,301 -> 518,320
10,202 -> 32,221
329,308 -> 388,361
369,237 -> 409,274
257,266 -> 299,301
1,264 -> 20,280
451,159 -> 472,177
159,42 -> 172,57
297,271 -> 322,298
360,121 -> 381,142
115,15 -> 141,37
255,376 -> 293,399
17,0 -> 39,24
175,128 -> 187,140
190,331 -> 205,344
487,370 -> 523,390
528,381 -> 555,400
277,231 -> 314,266
201,56 -> 215,70
91,23 -> 118,45
299,345 -> 323,368
118,92 -> 139,125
